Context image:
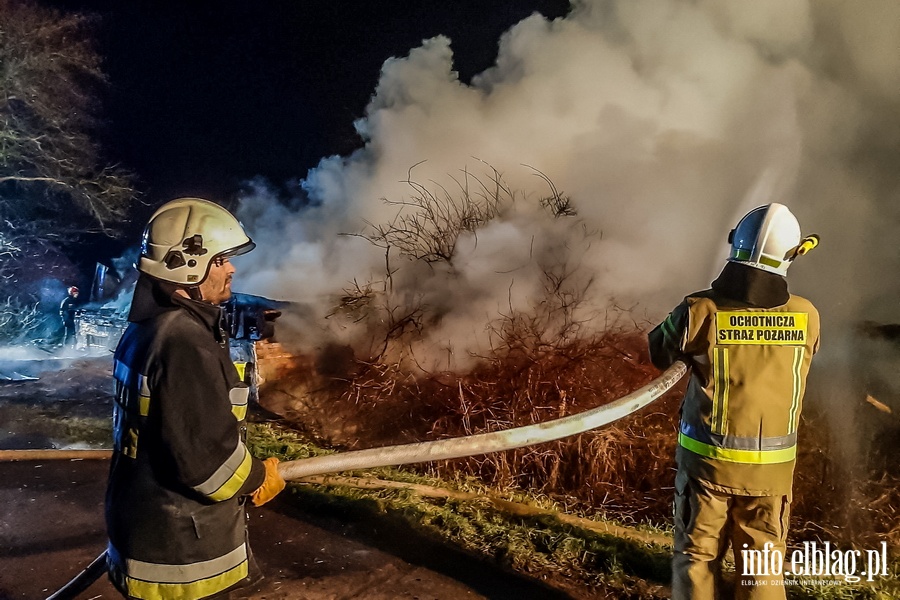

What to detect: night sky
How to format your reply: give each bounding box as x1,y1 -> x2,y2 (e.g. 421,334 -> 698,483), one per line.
49,0 -> 571,220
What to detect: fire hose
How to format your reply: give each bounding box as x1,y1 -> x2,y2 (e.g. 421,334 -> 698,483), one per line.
277,360 -> 687,480
44,360 -> 686,599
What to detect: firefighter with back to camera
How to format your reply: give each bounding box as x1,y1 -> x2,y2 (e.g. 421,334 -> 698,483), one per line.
105,198 -> 286,599
649,203 -> 820,599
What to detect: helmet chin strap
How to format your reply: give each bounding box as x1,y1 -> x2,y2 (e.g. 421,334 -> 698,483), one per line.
187,286 -> 204,302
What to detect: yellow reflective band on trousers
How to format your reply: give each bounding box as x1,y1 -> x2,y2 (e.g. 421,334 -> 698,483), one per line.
193,442 -> 253,502
678,432 -> 796,464
117,544 -> 248,600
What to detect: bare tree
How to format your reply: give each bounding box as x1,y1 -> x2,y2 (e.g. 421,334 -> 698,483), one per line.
0,0 -> 135,341
0,0 -> 134,230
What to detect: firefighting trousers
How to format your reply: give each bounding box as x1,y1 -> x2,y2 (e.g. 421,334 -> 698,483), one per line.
672,473 -> 791,600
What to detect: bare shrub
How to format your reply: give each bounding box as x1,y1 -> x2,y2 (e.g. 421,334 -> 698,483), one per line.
362,163 -> 508,265
790,399 -> 900,548
285,331 -> 900,551
313,164 -> 679,521
288,163 -> 900,547
527,165 -> 577,218
331,165 -> 528,363
0,297 -> 43,343
299,328 -> 680,524
423,330 -> 679,523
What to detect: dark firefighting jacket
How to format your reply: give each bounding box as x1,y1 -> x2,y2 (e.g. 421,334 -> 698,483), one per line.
106,275 -> 265,600
60,294 -> 78,327
649,262 -> 820,497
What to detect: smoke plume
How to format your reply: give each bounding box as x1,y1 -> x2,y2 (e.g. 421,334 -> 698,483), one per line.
234,0 -> 900,400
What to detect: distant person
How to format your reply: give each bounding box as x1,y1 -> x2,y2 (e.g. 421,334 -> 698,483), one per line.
648,204 -> 820,599
105,198 -> 286,599
59,285 -> 80,347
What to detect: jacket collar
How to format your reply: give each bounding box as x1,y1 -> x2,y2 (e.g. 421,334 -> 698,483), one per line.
710,261 -> 789,308
128,274 -> 226,342
127,274 -> 178,322
170,293 -> 224,335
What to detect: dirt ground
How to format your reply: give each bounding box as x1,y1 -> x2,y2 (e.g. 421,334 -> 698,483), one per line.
0,355 -> 579,600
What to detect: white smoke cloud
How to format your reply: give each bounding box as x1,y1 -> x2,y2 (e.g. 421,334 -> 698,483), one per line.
234,0 -> 900,381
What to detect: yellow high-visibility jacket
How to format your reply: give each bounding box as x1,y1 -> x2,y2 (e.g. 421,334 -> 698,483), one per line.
650,265 -> 820,496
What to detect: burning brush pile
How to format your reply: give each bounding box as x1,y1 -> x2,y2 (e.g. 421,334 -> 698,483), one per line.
262,327 -> 900,552
336,329 -> 679,524
256,172 -> 899,558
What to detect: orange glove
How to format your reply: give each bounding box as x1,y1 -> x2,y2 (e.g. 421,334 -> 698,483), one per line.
250,457 -> 286,507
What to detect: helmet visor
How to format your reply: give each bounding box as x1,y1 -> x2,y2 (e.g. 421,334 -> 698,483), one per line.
219,239 -> 256,260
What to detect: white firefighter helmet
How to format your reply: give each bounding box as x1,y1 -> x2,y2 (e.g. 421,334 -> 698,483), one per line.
727,203 -> 803,276
138,198 -> 255,285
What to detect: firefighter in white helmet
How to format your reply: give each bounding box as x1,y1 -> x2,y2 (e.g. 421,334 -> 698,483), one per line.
105,198 -> 285,599
649,203 -> 820,599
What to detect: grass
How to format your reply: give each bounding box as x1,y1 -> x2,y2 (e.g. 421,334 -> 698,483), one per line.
248,421 -> 900,599
0,402 -> 111,448
249,421 -> 673,599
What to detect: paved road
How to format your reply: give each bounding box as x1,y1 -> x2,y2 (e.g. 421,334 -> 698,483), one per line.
0,458 -> 574,600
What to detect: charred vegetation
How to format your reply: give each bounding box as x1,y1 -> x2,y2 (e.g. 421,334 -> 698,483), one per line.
257,167 -> 900,562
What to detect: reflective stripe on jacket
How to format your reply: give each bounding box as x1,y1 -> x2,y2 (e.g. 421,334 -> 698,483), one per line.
106,282 -> 265,600
651,289 -> 820,495
107,542 -> 249,600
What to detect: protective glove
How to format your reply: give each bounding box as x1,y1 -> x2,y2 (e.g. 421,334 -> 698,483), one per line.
250,457 -> 286,507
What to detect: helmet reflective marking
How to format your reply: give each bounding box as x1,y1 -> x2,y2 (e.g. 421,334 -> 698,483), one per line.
727,203 -> 801,276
